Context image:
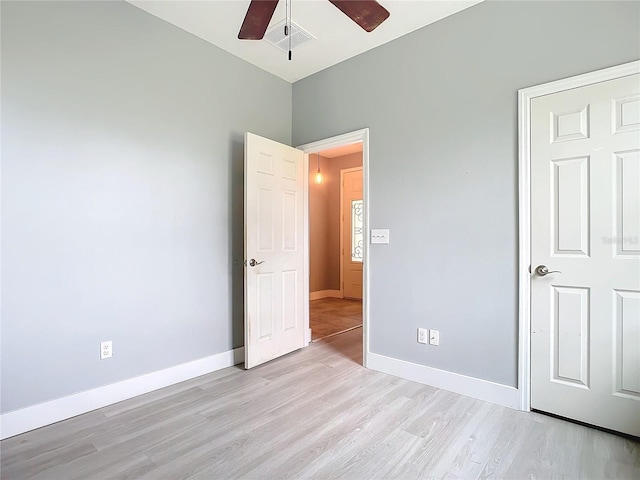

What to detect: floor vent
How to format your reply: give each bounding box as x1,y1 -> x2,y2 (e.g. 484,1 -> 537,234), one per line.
264,19 -> 315,52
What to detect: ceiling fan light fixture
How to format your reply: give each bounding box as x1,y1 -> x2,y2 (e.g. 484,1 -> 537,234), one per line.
239,0 -> 390,43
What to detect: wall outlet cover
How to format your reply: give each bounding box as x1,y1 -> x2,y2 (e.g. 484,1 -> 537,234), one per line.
417,328 -> 428,344
100,341 -> 113,359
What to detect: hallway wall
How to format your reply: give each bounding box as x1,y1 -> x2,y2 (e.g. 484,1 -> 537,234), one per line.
309,152 -> 363,293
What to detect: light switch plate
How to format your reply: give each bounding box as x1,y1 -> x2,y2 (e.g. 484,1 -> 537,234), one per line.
371,229 -> 390,244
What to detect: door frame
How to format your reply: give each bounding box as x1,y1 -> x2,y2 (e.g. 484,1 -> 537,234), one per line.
297,129 -> 370,367
517,60 -> 639,411
340,166 -> 364,300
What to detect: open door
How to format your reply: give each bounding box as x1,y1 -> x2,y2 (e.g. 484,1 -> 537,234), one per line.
244,132 -> 305,369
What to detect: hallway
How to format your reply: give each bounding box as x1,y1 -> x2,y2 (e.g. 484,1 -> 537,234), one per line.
309,298 -> 362,342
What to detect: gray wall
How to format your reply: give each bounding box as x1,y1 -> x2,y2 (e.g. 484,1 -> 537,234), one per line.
1,1 -> 291,412
293,0 -> 640,386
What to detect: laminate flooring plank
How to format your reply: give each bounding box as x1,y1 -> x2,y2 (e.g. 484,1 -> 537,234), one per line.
0,439 -> 97,479
407,401 -> 492,478
448,407 -> 529,479
140,364 -> 371,478
144,379 -> 359,479
31,451 -> 156,480
303,396 -> 420,478
395,396 -> 503,478
198,366 -> 398,479
228,377 -> 414,479
189,399 -> 367,478
0,409 -> 110,457
93,410 -> 211,454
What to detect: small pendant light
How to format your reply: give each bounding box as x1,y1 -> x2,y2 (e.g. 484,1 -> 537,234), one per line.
314,153 -> 324,184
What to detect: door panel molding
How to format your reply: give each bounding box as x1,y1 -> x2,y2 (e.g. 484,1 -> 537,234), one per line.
518,61 -> 640,412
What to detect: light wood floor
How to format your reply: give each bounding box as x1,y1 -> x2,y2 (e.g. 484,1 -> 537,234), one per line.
310,297 -> 362,341
1,328 -> 638,479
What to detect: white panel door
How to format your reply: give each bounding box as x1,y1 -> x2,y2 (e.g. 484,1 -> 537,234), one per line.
245,132 -> 305,369
342,168 -> 363,300
531,74 -> 640,436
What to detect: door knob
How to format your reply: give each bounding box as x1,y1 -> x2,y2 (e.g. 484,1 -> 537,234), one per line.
535,265 -> 561,276
248,259 -> 264,267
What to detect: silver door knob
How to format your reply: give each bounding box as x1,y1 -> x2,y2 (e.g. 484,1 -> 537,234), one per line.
248,259 -> 264,267
535,265 -> 561,276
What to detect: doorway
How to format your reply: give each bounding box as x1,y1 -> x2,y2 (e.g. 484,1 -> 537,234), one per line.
297,129 -> 370,365
308,148 -> 362,343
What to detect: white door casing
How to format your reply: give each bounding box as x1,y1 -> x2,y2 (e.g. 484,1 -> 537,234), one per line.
341,167 -> 363,300
529,73 -> 640,436
244,132 -> 305,369
297,129 -> 370,365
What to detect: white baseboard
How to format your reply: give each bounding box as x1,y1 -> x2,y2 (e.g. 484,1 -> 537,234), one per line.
310,289 -> 343,301
367,352 -> 520,410
0,347 -> 245,440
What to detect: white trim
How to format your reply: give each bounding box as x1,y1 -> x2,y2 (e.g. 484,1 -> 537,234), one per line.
309,289 -> 343,301
297,129 -> 370,367
303,152 -> 310,346
340,166 -> 363,301
517,60 -> 640,412
368,352 -> 519,410
0,347 -> 244,440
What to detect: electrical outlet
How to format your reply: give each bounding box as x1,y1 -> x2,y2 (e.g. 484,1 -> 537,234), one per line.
417,328 -> 428,344
429,329 -> 440,346
100,341 -> 113,359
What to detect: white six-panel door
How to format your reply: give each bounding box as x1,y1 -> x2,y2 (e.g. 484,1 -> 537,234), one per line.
244,133 -> 305,369
530,74 -> 640,436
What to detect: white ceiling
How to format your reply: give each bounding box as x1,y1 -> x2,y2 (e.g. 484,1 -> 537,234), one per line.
128,0 -> 483,83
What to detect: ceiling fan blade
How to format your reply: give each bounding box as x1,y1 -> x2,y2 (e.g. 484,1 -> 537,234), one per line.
238,0 -> 279,40
328,0 -> 390,33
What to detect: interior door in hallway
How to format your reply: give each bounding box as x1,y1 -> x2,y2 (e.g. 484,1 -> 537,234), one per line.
530,73 -> 640,436
341,167 -> 363,300
244,132 -> 305,369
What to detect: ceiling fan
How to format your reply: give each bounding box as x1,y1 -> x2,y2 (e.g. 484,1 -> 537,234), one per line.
238,0 -> 390,40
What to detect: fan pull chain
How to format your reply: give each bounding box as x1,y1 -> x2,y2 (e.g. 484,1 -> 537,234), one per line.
288,0 -> 292,60
284,0 -> 288,36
